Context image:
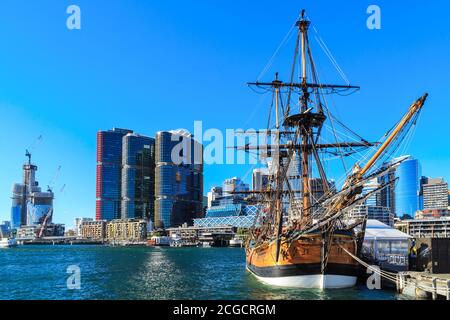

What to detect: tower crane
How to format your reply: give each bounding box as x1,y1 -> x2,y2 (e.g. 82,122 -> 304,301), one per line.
38,166 -> 63,239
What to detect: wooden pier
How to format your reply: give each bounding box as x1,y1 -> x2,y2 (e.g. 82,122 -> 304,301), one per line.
397,272 -> 450,300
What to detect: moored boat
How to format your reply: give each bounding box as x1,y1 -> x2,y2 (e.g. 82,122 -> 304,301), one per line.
246,232 -> 359,288
229,237 -> 244,248
0,238 -> 18,248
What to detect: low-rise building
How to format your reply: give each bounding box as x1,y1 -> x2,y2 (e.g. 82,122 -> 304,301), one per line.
75,217 -> 93,237
415,208 -> 449,220
16,225 -> 38,238
346,205 -> 394,227
65,229 -> 76,237
194,204 -> 259,229
167,225 -> 236,246
0,221 -> 11,237
80,220 -> 106,240
16,223 -> 65,239
106,219 -> 147,242
395,218 -> 450,238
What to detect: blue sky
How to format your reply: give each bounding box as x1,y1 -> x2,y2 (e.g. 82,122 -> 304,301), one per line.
0,0 -> 449,228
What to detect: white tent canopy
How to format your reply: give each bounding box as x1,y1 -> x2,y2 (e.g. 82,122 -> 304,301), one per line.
364,219 -> 412,241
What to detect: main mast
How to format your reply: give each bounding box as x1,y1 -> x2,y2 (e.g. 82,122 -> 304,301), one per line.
299,11 -> 312,225
248,10 -> 361,231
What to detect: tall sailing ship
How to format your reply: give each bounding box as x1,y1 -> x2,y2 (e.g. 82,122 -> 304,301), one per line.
241,10 -> 427,289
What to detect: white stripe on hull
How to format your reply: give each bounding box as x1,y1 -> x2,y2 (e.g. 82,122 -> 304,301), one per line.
248,267 -> 357,289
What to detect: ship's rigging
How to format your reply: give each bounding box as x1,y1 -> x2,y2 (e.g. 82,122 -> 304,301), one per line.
239,10 -> 427,271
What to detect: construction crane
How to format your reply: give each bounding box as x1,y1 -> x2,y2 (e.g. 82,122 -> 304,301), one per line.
38,208 -> 53,238
39,166 -> 63,239
47,165 -> 62,193
26,134 -> 42,158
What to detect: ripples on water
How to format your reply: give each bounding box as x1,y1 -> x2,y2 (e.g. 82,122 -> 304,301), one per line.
0,245 -> 399,300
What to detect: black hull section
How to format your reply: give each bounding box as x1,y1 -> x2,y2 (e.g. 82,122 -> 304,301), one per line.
247,262 -> 361,278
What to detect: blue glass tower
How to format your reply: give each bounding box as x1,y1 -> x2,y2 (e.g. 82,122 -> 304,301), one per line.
154,131 -> 203,228
96,128 -> 133,221
395,157 -> 420,217
121,133 -> 155,221
379,157 -> 420,217
11,183 -> 24,228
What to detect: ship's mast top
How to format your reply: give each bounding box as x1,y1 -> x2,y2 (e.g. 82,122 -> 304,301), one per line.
298,9 -> 310,86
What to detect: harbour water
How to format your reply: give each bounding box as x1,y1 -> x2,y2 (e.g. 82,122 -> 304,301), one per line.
0,245 -> 401,300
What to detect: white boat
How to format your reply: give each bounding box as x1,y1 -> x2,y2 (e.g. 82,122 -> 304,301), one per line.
149,236 -> 171,246
0,227 -> 17,248
229,237 -> 243,247
0,238 -> 18,248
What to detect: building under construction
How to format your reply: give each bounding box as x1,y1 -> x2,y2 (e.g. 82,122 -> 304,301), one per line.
10,151 -> 63,237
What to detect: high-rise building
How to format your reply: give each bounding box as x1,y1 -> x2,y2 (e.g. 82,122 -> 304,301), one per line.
10,152 -> 54,228
309,178 -> 336,206
207,186 -> 223,208
347,205 -> 394,227
421,177 -> 448,210
285,152 -> 302,193
395,157 -> 420,217
11,184 -> 25,228
362,178 -> 381,206
223,177 -> 249,197
379,167 -> 396,216
252,168 -> 271,192
121,133 -> 155,221
96,128 -> 133,221
154,130 -> 203,228
379,156 -> 420,217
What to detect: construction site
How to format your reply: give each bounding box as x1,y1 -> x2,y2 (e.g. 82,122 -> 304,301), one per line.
10,138 -> 66,242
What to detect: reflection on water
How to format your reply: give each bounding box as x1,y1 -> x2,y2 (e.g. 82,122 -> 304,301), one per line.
0,246 -> 399,300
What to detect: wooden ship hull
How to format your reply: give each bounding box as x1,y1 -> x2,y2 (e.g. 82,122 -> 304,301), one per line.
246,232 -> 360,289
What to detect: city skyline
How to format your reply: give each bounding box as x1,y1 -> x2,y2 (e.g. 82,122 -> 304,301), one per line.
1,1 -> 450,228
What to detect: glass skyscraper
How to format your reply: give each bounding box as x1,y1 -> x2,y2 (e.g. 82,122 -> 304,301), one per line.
154,130 -> 203,228
395,157 -> 420,217
96,128 -> 133,221
363,178 -> 381,207
121,133 -> 155,221
379,156 -> 420,217
11,184 -> 24,228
